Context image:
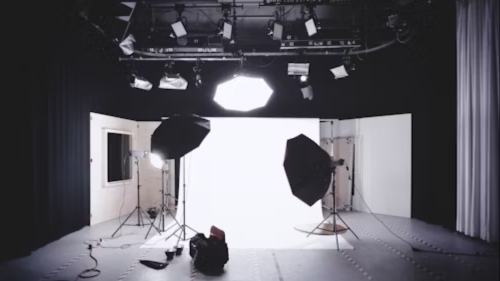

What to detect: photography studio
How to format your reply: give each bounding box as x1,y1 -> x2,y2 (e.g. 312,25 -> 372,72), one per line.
2,0 -> 499,281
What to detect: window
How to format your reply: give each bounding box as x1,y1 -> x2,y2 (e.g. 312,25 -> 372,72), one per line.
107,132 -> 132,183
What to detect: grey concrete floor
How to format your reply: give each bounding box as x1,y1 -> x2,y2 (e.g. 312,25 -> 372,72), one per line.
0,211 -> 498,281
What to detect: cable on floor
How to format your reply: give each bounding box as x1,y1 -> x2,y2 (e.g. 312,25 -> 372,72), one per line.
74,245 -> 100,281
343,165 -> 498,258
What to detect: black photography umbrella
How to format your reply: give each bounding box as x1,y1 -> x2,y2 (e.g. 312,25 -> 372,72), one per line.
284,133 -> 360,249
283,134 -> 333,206
151,114 -> 211,160
149,114 -> 211,243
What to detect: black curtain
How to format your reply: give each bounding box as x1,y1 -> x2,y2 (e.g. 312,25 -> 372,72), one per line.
2,2 -> 134,262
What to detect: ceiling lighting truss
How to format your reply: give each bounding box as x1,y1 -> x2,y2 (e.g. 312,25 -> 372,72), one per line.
259,0 -> 337,7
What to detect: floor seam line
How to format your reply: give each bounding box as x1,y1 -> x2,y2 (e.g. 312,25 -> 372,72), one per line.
38,252 -> 87,281
344,218 -> 445,281
383,222 -> 484,272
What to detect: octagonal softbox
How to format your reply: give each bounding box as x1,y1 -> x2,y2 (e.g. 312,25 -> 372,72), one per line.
284,134 -> 333,206
151,114 -> 211,160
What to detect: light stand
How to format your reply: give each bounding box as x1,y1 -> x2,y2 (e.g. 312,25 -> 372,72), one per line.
146,164 -> 180,237
164,157 -> 198,244
306,165 -> 359,250
112,154 -> 160,238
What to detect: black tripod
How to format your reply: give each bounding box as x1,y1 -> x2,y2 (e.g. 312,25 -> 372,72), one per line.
164,157 -> 198,244
112,157 -> 160,238
147,168 -> 180,237
307,167 -> 359,251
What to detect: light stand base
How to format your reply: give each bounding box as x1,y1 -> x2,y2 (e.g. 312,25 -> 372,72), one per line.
146,203 -> 180,238
295,223 -> 347,235
164,224 -> 198,246
112,206 -> 160,238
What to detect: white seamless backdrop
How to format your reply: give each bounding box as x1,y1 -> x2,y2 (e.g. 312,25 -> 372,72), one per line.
143,118 -> 354,249
180,118 -> 322,235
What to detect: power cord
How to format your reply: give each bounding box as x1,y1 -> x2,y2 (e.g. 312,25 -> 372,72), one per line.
75,245 -> 100,281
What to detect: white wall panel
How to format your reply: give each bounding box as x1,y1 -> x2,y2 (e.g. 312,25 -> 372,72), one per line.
90,113 -> 138,225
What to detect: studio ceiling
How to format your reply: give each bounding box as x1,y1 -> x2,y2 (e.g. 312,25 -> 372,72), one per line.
74,0 -> 438,120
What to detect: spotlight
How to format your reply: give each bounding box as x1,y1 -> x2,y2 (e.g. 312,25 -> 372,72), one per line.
214,75 -> 273,112
128,74 -> 152,91
193,61 -> 203,88
171,21 -> 187,38
305,18 -> 317,37
159,74 -> 188,90
269,22 -> 283,40
119,34 -> 136,55
330,65 -> 349,79
159,63 -> 188,90
300,75 -> 308,83
222,22 -> 233,40
195,74 -> 203,88
301,85 -> 314,100
150,153 -> 164,169
288,63 -> 310,77
330,56 -> 355,79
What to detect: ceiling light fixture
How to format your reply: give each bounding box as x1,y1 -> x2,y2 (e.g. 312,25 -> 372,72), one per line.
288,63 -> 310,77
128,74 -> 152,91
304,5 -> 321,37
330,56 -> 355,79
193,60 -> 203,88
119,34 -> 136,55
305,18 -> 318,37
268,22 -> 284,40
217,4 -> 234,40
171,21 -> 187,38
171,4 -> 187,38
222,22 -> 233,40
300,85 -> 313,100
214,67 -> 273,112
159,62 -> 188,90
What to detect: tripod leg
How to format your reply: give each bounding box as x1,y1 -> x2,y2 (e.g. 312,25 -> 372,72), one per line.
333,212 -> 339,251
307,213 -> 333,237
145,214 -> 158,239
112,208 -> 137,237
176,226 -> 184,244
165,208 -> 181,227
164,226 -> 183,241
139,210 -> 144,227
185,225 -> 199,235
336,213 -> 360,240
140,208 -> 160,239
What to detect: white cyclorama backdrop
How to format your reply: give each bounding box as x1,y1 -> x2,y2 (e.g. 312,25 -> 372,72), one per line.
144,118 -> 353,250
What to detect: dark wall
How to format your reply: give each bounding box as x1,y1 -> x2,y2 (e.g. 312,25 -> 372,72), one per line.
410,0 -> 457,230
